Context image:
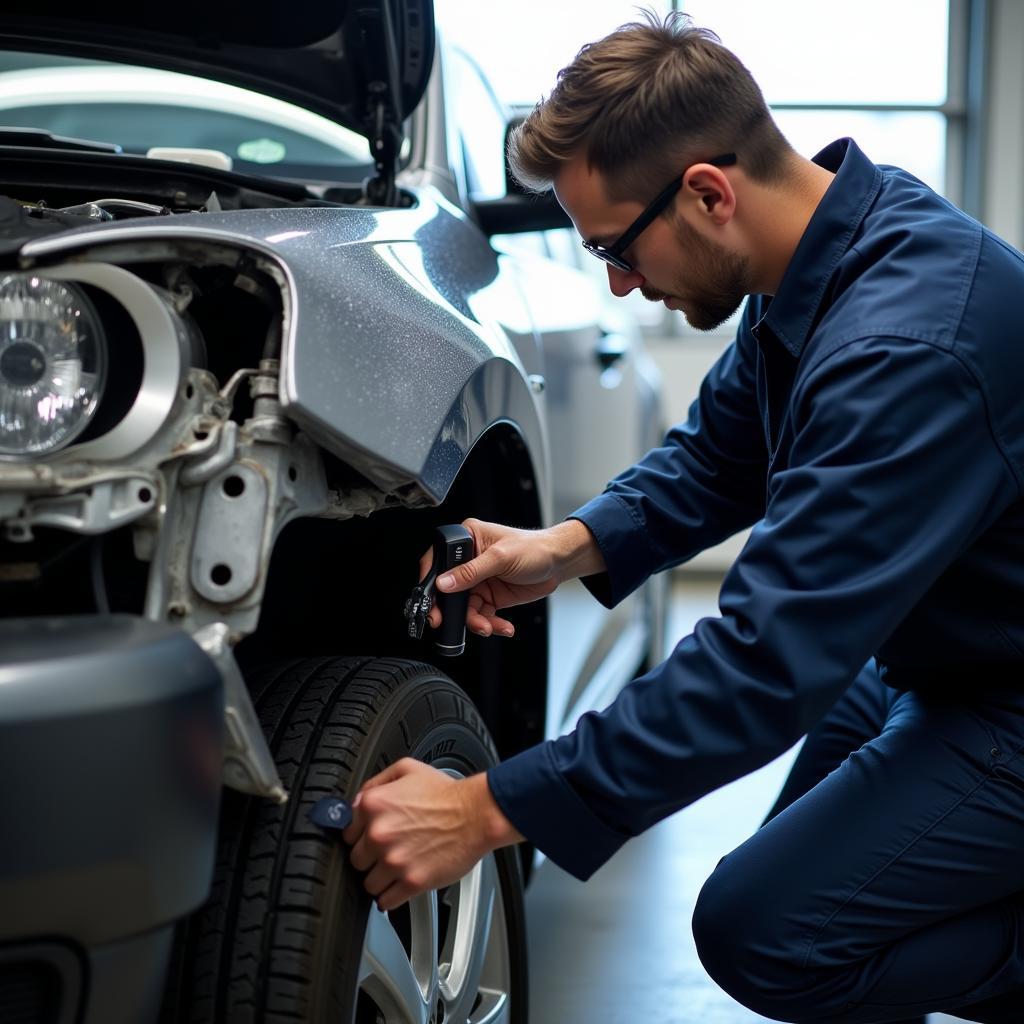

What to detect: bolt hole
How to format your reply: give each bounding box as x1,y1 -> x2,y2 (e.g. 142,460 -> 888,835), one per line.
194,429 -> 209,441
185,383 -> 195,400
138,487 -> 152,504
222,475 -> 245,498
288,465 -> 298,482
210,564 -> 232,586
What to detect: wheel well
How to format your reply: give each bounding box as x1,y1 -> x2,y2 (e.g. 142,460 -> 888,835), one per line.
238,423 -> 548,765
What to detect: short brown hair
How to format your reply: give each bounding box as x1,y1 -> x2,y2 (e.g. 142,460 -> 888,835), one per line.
508,9 -> 793,202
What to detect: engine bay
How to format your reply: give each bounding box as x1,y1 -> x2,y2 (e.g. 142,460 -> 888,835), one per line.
0,191 -> 209,254
0,143 -> 391,259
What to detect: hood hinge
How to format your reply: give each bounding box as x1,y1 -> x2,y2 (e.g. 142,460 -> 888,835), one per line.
364,80 -> 402,206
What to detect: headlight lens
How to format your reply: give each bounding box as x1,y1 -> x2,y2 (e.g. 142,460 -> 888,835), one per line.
0,275 -> 107,456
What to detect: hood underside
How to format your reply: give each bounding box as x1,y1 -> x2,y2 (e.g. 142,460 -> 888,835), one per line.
0,1 -> 434,148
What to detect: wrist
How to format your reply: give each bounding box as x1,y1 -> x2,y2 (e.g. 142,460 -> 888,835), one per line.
465,772 -> 524,850
547,518 -> 606,583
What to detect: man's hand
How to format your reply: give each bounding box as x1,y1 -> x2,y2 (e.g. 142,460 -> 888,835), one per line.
343,758 -> 524,911
420,518 -> 606,638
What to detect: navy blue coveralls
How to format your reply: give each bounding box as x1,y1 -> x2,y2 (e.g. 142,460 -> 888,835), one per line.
488,139 -> 1024,1022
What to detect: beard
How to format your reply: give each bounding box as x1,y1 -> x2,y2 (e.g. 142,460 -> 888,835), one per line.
643,215 -> 751,331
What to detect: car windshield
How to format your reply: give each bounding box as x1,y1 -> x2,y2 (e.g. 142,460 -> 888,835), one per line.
0,50 -> 375,182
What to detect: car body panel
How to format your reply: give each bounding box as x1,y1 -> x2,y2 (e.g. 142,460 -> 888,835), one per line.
0,617 -> 221,1024
17,197 -> 550,508
0,616 -> 223,944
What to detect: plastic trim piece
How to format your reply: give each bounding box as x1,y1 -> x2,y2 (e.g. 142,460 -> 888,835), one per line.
42,262 -> 184,461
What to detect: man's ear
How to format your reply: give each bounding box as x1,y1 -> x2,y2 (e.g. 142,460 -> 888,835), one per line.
682,164 -> 736,225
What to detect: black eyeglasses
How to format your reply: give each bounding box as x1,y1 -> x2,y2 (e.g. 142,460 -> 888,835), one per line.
582,153 -> 737,273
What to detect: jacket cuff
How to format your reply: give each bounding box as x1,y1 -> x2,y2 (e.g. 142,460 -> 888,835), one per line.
487,741 -> 628,881
569,492 -> 657,608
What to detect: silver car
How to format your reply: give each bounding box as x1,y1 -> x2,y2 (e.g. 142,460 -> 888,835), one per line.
0,3 -> 665,1022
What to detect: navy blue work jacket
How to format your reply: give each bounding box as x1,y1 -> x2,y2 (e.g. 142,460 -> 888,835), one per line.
487,138 -> 1024,881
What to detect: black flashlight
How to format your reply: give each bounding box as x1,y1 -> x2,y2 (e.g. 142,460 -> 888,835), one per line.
403,524 -> 475,656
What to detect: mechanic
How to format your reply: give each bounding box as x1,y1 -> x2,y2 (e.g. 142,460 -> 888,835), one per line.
343,11 -> 1024,1022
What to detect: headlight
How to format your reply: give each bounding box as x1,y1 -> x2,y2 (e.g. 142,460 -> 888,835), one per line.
0,275 -> 107,456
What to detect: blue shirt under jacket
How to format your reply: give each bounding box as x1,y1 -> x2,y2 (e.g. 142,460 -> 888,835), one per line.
486,137 -> 1024,881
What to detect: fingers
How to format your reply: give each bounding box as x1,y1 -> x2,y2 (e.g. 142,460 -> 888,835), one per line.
467,593 -> 493,636
428,584 -> 516,637
466,607 -> 515,637
341,762 -> 468,911
348,834 -> 425,911
347,828 -> 373,872
419,518 -> 525,634
418,518 -> 486,607
347,821 -> 429,910
360,864 -> 429,910
435,540 -> 509,595
341,818 -> 362,849
360,757 -> 419,792
344,760 -> 422,848
377,880 -> 418,912
361,868 -> 419,911
471,592 -> 515,636
430,606 -> 514,637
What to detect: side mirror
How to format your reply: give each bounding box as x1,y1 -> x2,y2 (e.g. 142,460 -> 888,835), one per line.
473,193 -> 571,235
472,115 -> 572,236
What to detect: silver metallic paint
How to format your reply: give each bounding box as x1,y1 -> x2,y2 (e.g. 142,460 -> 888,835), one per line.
19,193 -> 550,512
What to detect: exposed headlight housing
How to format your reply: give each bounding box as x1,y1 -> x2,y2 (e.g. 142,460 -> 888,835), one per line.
0,275 -> 107,456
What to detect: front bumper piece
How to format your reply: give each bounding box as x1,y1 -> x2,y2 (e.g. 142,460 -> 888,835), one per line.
0,616 -> 224,1024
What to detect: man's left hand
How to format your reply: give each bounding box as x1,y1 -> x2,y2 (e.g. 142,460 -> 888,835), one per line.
343,758 -> 524,911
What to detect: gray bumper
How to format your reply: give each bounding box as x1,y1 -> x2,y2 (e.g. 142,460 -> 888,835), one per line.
0,616 -> 224,1024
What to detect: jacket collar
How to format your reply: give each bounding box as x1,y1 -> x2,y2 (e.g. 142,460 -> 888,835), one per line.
759,137 -> 882,357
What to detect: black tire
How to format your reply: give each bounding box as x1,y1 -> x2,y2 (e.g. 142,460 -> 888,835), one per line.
162,656 -> 528,1024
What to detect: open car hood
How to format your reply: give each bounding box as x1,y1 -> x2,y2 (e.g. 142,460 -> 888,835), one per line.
0,1 -> 434,159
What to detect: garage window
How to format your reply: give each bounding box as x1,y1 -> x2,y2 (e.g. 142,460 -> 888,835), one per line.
436,0 -> 969,334
683,0 -> 954,198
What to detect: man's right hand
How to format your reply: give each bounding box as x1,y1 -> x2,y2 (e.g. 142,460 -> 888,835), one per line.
421,518 -> 606,638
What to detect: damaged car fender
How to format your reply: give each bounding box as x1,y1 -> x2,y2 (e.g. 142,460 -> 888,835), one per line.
17,193 -> 550,509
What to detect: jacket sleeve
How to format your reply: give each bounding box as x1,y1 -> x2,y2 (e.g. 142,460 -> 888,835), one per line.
570,303 -> 769,607
488,336 -> 1017,880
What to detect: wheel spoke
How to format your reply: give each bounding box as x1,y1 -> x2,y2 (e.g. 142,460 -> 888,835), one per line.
409,888 -> 440,1010
472,989 -> 510,1024
439,854 -> 498,1020
359,905 -> 431,1024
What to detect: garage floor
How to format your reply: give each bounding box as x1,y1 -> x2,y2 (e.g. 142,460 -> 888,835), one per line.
525,578 -> 961,1024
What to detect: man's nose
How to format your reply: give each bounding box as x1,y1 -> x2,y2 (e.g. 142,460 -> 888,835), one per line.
607,264 -> 645,297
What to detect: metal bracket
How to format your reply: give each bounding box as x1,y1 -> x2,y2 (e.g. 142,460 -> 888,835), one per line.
1,472 -> 158,542
179,420 -> 238,486
190,461 -> 269,603
193,621 -> 287,803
